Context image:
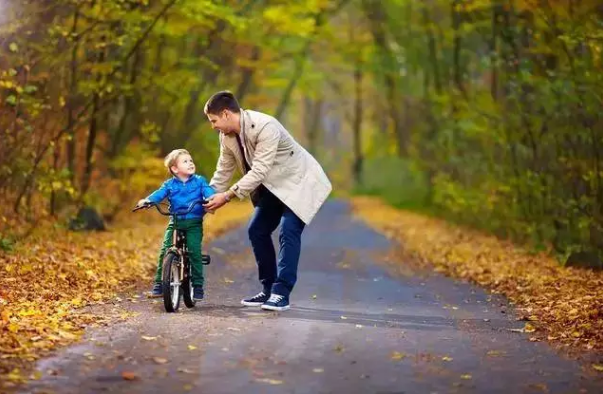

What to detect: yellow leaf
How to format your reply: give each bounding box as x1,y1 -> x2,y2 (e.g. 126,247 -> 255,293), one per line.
31,370 -> 43,380
524,323 -> 536,333
70,298 -> 83,307
188,345 -> 197,350
7,368 -> 24,382
593,364 -> 603,372
255,378 -> 283,385
460,374 -> 472,380
391,351 -> 406,361
442,356 -> 453,361
153,357 -> 168,364
141,335 -> 157,341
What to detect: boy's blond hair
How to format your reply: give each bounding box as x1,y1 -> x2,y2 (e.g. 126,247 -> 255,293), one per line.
164,149 -> 191,175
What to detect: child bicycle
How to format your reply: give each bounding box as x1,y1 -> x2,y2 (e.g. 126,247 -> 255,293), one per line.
133,200 -> 211,313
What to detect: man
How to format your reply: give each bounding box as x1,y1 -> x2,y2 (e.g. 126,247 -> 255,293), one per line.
203,91 -> 332,311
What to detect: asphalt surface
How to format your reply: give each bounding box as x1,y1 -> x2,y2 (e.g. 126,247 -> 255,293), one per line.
19,200 -> 603,393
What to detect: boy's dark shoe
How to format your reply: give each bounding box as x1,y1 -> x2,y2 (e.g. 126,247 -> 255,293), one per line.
148,282 -> 162,298
261,294 -> 290,311
193,287 -> 204,301
241,291 -> 270,307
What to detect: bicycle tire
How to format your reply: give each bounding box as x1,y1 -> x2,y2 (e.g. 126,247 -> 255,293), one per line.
182,261 -> 196,308
162,252 -> 181,312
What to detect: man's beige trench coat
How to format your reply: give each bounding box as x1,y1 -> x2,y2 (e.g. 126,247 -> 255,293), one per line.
209,109 -> 332,224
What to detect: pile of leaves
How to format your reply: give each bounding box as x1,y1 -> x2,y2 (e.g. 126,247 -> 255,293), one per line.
0,202 -> 252,387
352,197 -> 603,354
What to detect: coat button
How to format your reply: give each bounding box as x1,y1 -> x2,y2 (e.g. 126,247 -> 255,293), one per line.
251,124 -> 255,128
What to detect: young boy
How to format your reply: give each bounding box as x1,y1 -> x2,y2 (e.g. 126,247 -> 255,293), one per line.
136,149 -> 215,300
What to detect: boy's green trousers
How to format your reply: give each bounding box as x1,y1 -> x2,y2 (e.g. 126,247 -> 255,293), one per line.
155,218 -> 204,287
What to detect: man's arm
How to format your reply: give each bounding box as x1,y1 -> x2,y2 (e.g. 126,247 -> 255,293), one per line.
209,133 -> 237,193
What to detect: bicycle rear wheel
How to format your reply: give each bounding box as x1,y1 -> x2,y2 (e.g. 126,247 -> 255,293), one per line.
162,252 -> 181,312
182,261 -> 196,308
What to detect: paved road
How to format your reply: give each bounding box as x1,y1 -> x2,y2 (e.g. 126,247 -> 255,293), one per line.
20,200 -> 603,393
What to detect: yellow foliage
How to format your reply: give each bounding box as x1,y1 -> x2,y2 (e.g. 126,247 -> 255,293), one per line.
352,196 -> 603,352
0,201 -> 252,387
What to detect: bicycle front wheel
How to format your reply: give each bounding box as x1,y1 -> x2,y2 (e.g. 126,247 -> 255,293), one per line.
162,252 -> 181,312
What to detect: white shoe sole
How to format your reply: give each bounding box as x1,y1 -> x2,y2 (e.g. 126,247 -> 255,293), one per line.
261,304 -> 290,311
241,300 -> 264,307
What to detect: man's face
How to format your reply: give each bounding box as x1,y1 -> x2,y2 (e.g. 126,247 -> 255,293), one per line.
207,110 -> 236,134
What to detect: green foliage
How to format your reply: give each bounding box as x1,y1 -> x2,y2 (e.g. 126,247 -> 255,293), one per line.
0,237 -> 15,252
356,156 -> 429,211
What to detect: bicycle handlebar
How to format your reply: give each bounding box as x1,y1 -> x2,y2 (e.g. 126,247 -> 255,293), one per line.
132,199 -> 208,216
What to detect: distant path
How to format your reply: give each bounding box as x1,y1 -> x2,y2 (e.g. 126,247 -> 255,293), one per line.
21,200 -> 603,393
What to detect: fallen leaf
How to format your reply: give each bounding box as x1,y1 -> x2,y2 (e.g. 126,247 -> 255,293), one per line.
486,350 -> 505,357
442,356 -> 453,362
391,351 -> 406,361
187,345 -> 197,351
460,374 -> 472,380
255,378 -> 283,385
141,336 -> 157,341
122,371 -> 138,381
593,364 -> 603,372
152,357 -> 168,364
528,383 -> 548,392
313,368 -> 324,373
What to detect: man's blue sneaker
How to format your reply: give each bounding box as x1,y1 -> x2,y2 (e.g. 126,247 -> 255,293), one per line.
261,294 -> 290,311
241,291 -> 270,307
148,282 -> 162,298
193,287 -> 204,301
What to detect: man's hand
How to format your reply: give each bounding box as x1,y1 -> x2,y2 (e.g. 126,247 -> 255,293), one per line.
203,192 -> 229,212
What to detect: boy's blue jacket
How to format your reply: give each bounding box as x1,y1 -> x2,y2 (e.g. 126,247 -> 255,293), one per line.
147,174 -> 216,220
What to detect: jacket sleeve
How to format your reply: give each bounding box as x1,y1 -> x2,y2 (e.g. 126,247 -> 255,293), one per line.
230,122 -> 279,199
198,176 -> 216,200
147,180 -> 170,203
209,133 -> 237,193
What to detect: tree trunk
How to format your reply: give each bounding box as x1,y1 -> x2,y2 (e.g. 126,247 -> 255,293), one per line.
352,60 -> 363,186
111,47 -> 142,157
236,46 -> 261,102
66,6 -> 80,183
81,36 -> 106,196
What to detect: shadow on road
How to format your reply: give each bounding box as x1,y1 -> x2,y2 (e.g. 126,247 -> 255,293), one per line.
190,304 -> 518,332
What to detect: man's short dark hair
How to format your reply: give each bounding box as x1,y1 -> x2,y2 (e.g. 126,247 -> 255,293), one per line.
204,91 -> 241,115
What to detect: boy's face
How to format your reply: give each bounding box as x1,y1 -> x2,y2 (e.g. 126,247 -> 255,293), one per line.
207,110 -> 236,134
171,154 -> 195,177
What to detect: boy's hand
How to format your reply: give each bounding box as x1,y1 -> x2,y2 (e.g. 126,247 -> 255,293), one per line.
136,198 -> 150,208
